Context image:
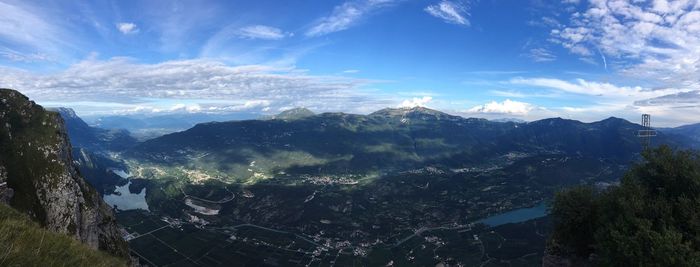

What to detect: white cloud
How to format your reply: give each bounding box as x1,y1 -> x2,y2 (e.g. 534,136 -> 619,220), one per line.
116,22 -> 139,34
425,0 -> 470,25
0,58 -> 394,115
236,25 -> 289,40
467,99 -> 533,115
399,96 -> 433,108
551,0 -> 700,88
306,0 -> 396,37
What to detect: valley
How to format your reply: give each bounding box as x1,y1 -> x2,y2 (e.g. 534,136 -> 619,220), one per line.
117,209 -> 551,266
55,106 -> 696,266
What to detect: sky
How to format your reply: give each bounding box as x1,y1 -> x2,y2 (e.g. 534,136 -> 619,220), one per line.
1,0 -> 699,126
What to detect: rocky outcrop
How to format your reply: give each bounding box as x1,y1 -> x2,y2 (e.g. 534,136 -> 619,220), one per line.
0,89 -> 129,258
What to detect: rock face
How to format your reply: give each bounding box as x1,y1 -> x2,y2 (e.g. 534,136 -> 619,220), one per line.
0,89 -> 129,258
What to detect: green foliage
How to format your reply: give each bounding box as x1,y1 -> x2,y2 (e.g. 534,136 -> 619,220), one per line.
0,204 -> 127,267
551,186 -> 598,257
551,145 -> 700,265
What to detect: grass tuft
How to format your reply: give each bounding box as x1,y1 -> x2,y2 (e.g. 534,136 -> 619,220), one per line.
0,204 -> 127,267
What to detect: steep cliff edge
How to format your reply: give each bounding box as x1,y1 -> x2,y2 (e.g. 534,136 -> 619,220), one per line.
0,89 -> 129,258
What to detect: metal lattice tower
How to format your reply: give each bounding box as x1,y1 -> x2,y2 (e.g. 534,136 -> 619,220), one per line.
637,114 -> 657,150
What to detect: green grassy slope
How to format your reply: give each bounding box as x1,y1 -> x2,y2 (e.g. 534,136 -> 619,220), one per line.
0,204 -> 127,267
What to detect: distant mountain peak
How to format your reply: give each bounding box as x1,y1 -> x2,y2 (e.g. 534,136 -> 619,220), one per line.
48,107 -> 91,130
266,107 -> 315,120
595,116 -> 625,123
370,106 -> 454,119
51,107 -> 79,119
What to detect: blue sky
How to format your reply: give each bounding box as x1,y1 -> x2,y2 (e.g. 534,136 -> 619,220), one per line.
1,0 -> 699,126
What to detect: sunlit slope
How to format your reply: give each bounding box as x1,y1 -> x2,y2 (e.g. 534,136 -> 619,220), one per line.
126,107 -> 691,183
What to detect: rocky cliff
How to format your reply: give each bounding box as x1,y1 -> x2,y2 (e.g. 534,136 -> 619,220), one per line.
0,89 -> 129,258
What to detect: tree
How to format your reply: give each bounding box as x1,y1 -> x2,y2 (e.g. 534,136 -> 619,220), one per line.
550,185 -> 598,257
551,146 -> 700,265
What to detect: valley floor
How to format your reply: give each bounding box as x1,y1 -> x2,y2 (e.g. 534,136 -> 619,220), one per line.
118,209 -> 551,266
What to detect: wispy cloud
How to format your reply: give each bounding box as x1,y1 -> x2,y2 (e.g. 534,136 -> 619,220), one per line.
0,1 -> 73,62
525,48 -> 556,62
424,0 -> 470,26
116,22 -> 139,34
146,1 -> 222,53
489,89 -> 560,99
306,0 -> 397,37
236,25 -> 290,40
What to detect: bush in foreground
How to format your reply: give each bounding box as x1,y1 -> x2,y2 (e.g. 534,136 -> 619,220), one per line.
551,146 -> 700,266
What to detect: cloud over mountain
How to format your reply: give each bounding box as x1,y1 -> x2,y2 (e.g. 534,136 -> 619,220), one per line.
467,99 -> 533,115
399,96 -> 433,108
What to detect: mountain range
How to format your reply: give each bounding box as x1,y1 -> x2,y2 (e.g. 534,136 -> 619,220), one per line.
122,106 -> 695,184
6,96 -> 696,266
663,123 -> 700,143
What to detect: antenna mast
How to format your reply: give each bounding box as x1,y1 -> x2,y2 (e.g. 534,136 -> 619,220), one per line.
637,114 -> 657,150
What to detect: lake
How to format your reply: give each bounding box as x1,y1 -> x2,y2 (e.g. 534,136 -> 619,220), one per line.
477,202 -> 548,227
103,169 -> 149,211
